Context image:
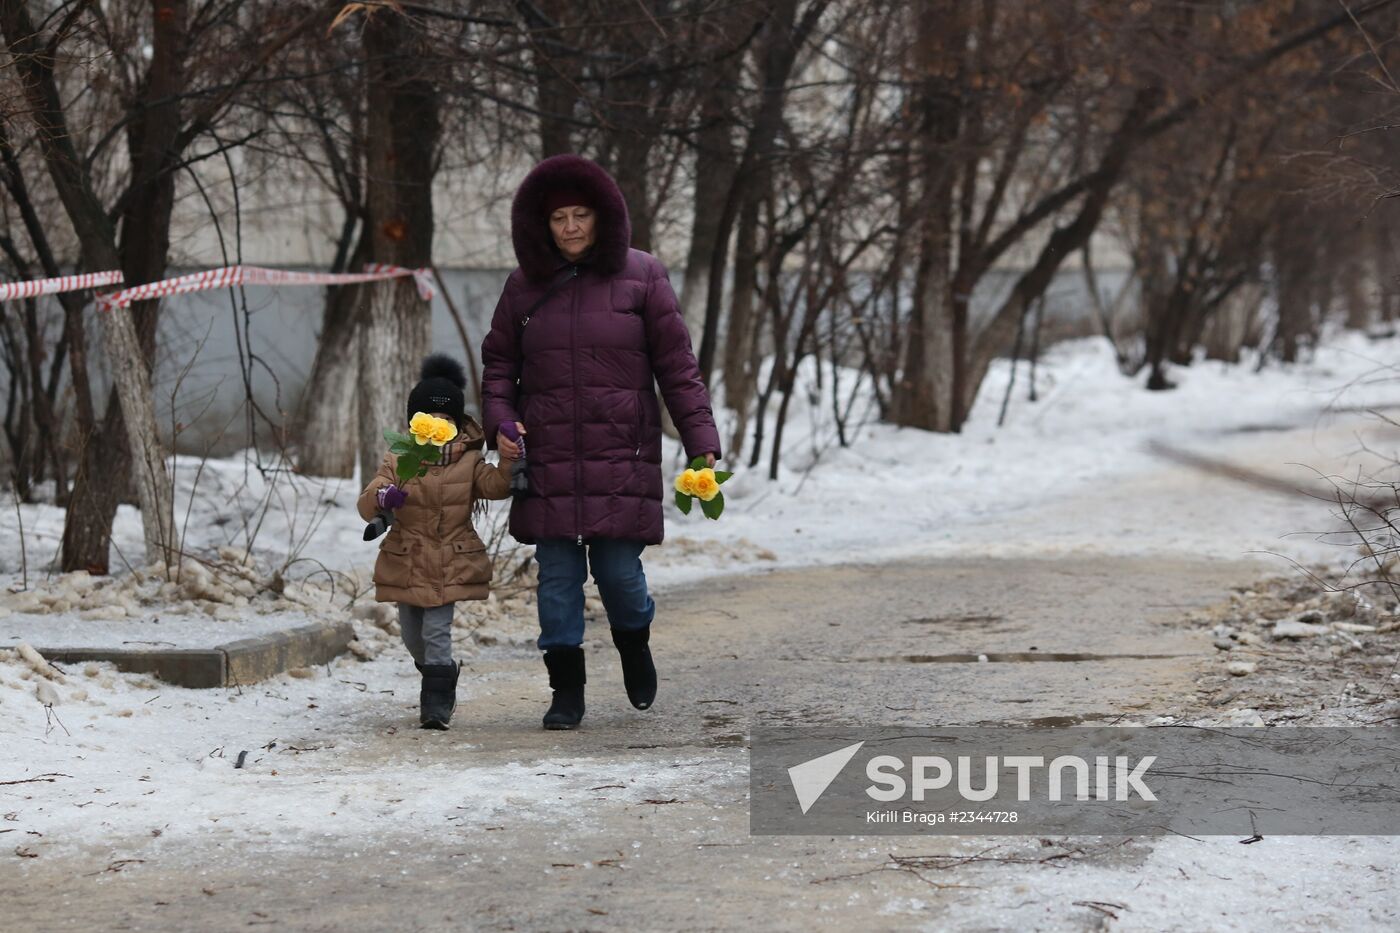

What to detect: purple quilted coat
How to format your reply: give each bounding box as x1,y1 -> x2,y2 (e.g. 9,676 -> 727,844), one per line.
480,154 -> 722,546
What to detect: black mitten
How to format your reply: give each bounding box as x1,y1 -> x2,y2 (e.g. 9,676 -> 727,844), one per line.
363,510 -> 395,541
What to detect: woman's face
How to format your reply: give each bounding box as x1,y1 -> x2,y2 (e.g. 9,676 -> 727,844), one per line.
549,206 -> 596,262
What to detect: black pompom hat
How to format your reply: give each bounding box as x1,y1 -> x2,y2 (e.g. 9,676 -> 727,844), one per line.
407,354 -> 467,427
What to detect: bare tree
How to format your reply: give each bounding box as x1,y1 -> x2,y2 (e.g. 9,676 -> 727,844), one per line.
352,5 -> 441,485
1,0 -> 330,571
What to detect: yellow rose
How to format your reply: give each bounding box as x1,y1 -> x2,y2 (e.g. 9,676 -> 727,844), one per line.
409,412 -> 437,446
429,417 -> 457,447
674,468 -> 700,496
692,468 -> 720,502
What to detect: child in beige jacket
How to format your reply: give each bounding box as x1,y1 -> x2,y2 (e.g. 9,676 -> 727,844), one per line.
357,354 -> 516,730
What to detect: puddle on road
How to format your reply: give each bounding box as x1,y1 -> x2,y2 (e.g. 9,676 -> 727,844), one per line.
979,713 -> 1126,727
707,733 -> 746,747
902,613 -> 1006,627
703,712 -> 746,747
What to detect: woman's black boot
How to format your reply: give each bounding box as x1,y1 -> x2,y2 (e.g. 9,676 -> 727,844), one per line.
542,647 -> 586,730
415,660 -> 460,730
610,626 -> 656,710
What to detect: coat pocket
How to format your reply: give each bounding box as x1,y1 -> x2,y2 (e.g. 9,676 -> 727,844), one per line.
374,535 -> 413,589
447,538 -> 491,586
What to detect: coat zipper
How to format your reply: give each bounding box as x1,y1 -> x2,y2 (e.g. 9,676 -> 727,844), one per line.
568,264 -> 583,545
435,468 -> 445,604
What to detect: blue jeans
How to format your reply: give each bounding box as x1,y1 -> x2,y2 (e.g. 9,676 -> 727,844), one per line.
534,538 -> 655,650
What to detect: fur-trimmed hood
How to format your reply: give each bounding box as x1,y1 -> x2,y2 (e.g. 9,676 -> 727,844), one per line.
510,154 -> 632,282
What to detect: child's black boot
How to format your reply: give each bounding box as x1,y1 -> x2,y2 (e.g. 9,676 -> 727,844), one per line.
415,660 -> 460,730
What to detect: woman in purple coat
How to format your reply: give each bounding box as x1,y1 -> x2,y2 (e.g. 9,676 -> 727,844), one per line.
481,154 -> 722,730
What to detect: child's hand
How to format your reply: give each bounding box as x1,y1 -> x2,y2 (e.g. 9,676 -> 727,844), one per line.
497,421 -> 526,459
377,484 -> 408,511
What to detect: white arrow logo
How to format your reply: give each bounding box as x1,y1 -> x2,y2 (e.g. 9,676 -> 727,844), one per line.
788,741 -> 865,814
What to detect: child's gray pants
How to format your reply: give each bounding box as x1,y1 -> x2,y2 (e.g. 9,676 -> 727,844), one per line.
398,603 -> 455,665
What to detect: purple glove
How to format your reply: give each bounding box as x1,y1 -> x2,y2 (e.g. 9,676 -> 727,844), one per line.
497,422 -> 529,497
376,484 -> 408,511
500,420 -> 525,455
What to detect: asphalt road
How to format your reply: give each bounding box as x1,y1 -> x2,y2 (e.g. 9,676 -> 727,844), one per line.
1,552 -> 1290,932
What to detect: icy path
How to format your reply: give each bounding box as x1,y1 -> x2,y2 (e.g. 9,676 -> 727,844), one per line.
3,554 -> 1396,930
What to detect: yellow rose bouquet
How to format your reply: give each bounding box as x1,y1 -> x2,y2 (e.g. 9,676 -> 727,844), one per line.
673,456 -> 732,520
384,412 -> 459,483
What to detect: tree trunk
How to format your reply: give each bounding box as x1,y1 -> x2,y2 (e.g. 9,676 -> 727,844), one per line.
1204,283 -> 1261,363
298,231 -> 369,477
0,309 -> 34,499
890,2 -> 962,432
721,191 -> 761,458
1342,250 -> 1370,331
358,282 -> 432,483
2,0 -> 177,572
670,72 -> 744,450
0,117 -> 94,504
1275,249 -> 1310,364
1373,218 -> 1398,323
520,0 -> 576,159
603,105 -> 654,252
1137,216 -> 1176,388
356,10 -> 439,485
697,0 -> 825,385
678,77 -> 740,333
73,0 -> 190,571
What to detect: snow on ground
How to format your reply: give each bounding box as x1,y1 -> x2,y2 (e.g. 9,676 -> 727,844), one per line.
869,832 -> 1398,930
0,641 -> 733,851
3,325 -> 1399,871
659,321 -> 1400,584
6,321 -> 1399,593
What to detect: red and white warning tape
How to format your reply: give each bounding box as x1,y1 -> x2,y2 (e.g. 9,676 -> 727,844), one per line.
0,264 -> 435,308
0,269 -> 125,302
96,263 -> 434,310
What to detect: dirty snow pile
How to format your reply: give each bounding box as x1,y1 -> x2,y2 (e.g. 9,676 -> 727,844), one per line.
0,548 -> 552,661
1163,565 -> 1400,726
0,551 -> 351,623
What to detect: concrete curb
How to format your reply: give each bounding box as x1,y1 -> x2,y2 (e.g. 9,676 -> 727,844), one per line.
28,620 -> 356,689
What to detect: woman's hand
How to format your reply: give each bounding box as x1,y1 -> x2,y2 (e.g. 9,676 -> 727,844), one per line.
703,453 -> 716,468
497,421 -> 526,459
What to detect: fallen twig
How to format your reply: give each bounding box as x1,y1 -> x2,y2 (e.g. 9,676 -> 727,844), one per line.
86,858 -> 146,875
1073,900 -> 1126,919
